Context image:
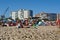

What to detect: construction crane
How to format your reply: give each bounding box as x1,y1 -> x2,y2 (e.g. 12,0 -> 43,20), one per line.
1,7 -> 9,20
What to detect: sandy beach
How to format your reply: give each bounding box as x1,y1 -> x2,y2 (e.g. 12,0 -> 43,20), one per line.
0,26 -> 60,40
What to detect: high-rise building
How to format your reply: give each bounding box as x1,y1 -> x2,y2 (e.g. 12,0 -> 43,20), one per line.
11,9 -> 33,20
11,11 -> 17,20
18,9 -> 33,20
18,9 -> 24,20
24,10 -> 33,19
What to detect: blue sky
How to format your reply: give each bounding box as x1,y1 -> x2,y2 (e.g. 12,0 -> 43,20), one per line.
0,0 -> 60,17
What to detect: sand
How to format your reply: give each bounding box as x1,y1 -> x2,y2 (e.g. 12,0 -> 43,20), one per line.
0,26 -> 60,40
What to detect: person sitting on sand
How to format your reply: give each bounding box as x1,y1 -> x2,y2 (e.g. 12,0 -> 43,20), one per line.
16,20 -> 23,28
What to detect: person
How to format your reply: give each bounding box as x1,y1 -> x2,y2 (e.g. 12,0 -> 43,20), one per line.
16,20 -> 23,28
16,22 -> 20,28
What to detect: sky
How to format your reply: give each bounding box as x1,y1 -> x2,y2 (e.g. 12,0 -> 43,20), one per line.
0,0 -> 60,17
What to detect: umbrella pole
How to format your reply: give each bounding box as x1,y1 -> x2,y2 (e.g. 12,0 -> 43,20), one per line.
57,13 -> 60,28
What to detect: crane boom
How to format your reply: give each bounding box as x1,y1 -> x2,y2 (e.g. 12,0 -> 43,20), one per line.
1,7 -> 9,19
3,7 -> 9,15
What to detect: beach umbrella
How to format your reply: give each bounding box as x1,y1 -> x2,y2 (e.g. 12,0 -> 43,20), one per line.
56,13 -> 60,28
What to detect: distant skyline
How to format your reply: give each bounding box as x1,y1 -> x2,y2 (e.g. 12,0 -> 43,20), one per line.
0,0 -> 60,17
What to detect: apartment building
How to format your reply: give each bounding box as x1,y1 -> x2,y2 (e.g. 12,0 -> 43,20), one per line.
11,9 -> 33,20
11,11 -> 17,20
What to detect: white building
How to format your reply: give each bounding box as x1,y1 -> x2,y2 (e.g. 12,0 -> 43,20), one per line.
18,9 -> 33,20
18,9 -> 24,20
11,11 -> 17,20
24,10 -> 31,18
11,9 -> 33,20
